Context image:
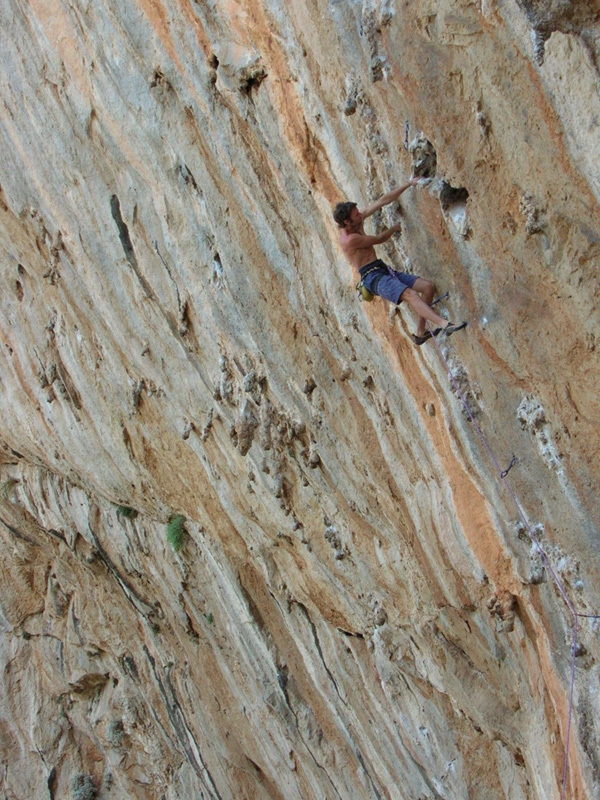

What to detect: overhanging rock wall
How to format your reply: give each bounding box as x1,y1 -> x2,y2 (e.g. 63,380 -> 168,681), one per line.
1,1 -> 600,798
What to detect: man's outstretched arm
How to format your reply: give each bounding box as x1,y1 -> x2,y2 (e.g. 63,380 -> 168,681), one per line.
360,177 -> 420,219
343,224 -> 402,250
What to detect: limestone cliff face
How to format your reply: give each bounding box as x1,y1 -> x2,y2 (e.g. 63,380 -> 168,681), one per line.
2,1 -> 600,798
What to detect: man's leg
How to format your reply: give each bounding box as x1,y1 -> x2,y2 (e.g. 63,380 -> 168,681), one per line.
401,281 -> 445,336
411,278 -> 436,335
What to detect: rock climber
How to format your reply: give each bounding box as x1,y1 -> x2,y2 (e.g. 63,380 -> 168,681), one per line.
334,178 -> 467,345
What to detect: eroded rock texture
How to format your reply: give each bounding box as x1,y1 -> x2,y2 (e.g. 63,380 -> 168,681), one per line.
1,1 -> 600,798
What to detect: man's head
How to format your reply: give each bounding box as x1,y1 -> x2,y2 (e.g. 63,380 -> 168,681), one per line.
333,201 -> 358,229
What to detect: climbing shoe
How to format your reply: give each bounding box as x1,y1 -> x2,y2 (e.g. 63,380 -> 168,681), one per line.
444,321 -> 467,337
412,328 -> 442,346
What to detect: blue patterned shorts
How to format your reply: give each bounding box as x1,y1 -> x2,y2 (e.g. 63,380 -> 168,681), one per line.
358,259 -> 417,304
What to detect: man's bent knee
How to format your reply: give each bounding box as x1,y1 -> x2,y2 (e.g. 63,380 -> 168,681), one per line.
413,277 -> 435,295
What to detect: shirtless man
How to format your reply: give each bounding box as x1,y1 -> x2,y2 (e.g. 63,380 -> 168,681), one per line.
334,179 -> 466,345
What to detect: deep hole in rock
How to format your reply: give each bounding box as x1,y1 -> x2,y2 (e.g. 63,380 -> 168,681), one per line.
439,182 -> 469,212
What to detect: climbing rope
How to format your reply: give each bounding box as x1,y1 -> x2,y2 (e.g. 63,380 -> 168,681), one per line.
425,320 -> 600,799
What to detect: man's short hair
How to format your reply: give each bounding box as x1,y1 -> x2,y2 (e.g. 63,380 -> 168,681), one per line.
333,201 -> 357,228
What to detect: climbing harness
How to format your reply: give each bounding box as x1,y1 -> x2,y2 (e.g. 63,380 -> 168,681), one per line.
357,262 -> 428,304
425,319 -> 600,800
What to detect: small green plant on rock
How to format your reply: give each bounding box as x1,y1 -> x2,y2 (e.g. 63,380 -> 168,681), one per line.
71,774 -> 98,800
166,514 -> 187,552
106,717 -> 126,747
116,505 -> 138,519
0,478 -> 19,502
